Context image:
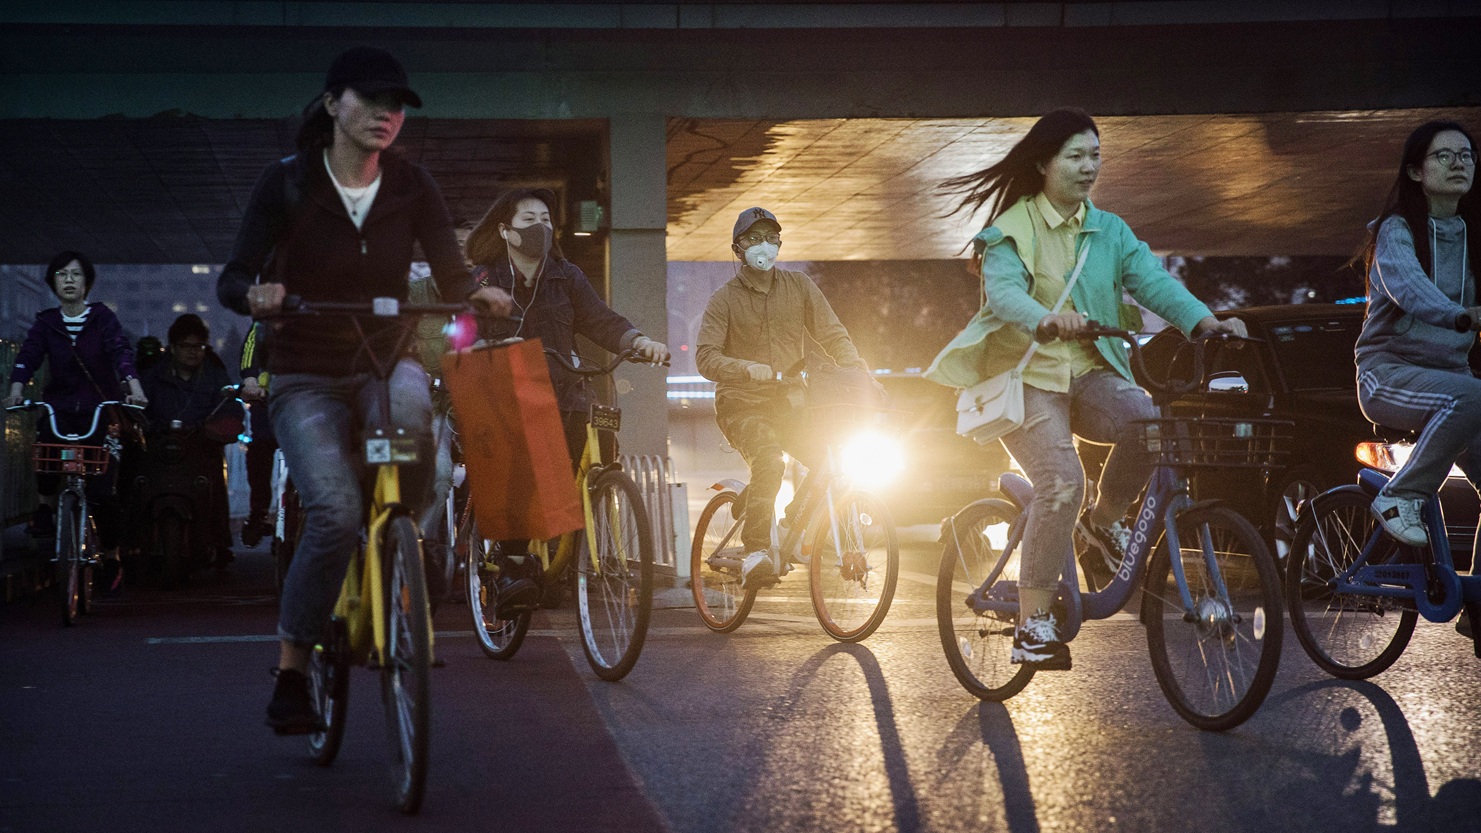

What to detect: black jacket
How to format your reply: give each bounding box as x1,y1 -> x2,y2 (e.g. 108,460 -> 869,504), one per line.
218,151 -> 476,377
475,255 -> 641,413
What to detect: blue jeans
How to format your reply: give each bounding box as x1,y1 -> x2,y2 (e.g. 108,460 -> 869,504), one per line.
271,359 -> 434,647
998,370 -> 1158,592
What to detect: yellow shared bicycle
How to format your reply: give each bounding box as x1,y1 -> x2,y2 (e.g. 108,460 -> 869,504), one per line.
461,347 -> 661,681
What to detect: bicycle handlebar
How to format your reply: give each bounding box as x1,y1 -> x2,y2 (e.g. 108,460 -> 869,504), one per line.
271,295 -> 521,324
1034,320 -> 1258,397
543,347 -> 670,377
5,400 -> 144,442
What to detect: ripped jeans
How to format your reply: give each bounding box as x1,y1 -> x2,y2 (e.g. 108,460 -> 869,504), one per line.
998,370 -> 1157,592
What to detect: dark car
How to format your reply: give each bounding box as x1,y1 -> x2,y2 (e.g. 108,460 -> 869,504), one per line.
1136,303 -> 1476,569
870,373 -> 1012,526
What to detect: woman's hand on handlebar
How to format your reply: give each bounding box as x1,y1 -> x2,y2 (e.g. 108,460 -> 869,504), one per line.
125,378 -> 149,408
1192,315 -> 1249,340
631,336 -> 670,365
1035,311 -> 1091,342
468,285 -> 514,318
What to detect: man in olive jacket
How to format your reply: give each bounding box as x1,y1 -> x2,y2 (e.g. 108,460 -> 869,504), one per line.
696,207 -> 874,589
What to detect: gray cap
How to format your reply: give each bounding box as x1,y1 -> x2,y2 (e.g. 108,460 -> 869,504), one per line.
732,207 -> 781,242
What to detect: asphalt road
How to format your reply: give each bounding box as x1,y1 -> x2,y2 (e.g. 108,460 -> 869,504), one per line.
3,526 -> 1480,833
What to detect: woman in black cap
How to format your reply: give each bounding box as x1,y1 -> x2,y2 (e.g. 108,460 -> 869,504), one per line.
218,46 -> 511,735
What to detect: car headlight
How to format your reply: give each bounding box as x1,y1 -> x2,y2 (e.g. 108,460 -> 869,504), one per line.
839,430 -> 906,488
1356,440 -> 1464,478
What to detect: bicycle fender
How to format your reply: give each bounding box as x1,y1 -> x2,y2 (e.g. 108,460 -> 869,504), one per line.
936,498 -> 1017,545
152,497 -> 194,521
710,478 -> 746,494
1305,484 -> 1368,520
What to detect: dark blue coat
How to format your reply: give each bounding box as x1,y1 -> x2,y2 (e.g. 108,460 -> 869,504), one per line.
474,256 -> 641,413
11,304 -> 137,419
140,355 -> 242,432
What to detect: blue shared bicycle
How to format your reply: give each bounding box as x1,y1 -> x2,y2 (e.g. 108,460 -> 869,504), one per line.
1287,451 -> 1481,678
937,323 -> 1288,731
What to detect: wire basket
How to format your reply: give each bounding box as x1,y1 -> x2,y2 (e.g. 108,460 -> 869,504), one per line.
1132,417 -> 1291,471
32,443 -> 111,476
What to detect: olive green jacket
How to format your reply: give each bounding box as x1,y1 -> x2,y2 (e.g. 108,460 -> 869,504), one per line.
925,197 -> 1212,389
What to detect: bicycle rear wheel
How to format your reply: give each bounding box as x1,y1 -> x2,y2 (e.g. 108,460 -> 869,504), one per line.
577,469 -> 654,681
1144,504 -> 1283,731
936,499 -> 1033,700
57,491 -> 83,626
381,514 -> 431,814
462,517 -> 532,660
1286,489 -> 1416,679
690,490 -> 755,632
308,617 -> 351,766
809,489 -> 898,642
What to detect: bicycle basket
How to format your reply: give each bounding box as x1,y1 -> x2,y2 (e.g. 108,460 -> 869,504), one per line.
1132,417 -> 1291,471
32,443 -> 111,475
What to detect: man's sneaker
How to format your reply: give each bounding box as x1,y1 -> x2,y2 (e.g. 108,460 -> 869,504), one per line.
1458,610 -> 1475,640
1078,514 -> 1128,590
240,514 -> 271,548
740,550 -> 776,590
1370,492 -> 1428,547
1011,611 -> 1072,670
265,668 -> 317,735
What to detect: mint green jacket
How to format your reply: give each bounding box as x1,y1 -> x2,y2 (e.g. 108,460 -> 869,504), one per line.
925,197 -> 1213,389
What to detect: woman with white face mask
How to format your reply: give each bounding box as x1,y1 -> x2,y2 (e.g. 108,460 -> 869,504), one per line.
463,187 -> 670,609
695,207 -> 878,590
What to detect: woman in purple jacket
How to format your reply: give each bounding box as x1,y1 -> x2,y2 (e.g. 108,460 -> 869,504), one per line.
5,251 -> 148,557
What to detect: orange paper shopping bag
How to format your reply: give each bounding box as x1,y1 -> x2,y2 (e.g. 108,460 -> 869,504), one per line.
441,338 -> 583,541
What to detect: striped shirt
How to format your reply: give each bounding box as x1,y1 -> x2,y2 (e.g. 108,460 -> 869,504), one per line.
61,307 -> 90,345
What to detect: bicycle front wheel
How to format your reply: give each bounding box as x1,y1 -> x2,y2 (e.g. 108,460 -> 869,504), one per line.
381,514 -> 431,814
57,491 -> 83,626
462,517 -> 532,660
1144,504 -> 1283,731
690,490 -> 755,632
577,469 -> 654,681
1286,488 -> 1416,679
79,511 -> 98,616
809,489 -> 899,642
936,499 -> 1034,701
308,617 -> 351,766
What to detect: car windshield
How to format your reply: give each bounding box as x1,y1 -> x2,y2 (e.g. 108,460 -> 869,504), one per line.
1265,316 -> 1360,391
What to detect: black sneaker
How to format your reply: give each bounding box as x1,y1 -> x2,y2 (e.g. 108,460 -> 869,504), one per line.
240,514 -> 271,548
265,668 -> 317,735
1011,611 -> 1072,671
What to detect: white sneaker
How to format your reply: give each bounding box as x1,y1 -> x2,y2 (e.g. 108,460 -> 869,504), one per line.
1370,491 -> 1428,547
740,550 -> 776,589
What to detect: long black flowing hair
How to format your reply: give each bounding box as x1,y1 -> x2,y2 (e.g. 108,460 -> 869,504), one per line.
1360,120 -> 1480,282
939,108 -> 1100,226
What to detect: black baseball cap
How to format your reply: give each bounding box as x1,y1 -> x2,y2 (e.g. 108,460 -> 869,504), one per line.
324,46 -> 423,108
732,207 -> 781,242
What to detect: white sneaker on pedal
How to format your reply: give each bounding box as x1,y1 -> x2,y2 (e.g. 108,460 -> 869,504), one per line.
740,550 -> 776,590
1370,491 -> 1428,547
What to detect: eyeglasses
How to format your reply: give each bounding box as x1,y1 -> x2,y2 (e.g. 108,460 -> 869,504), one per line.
175,342 -> 208,352
737,231 -> 782,247
53,269 -> 85,279
1427,149 -> 1477,167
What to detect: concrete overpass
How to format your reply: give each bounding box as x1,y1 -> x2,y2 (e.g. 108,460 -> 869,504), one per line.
1,1 -> 1478,453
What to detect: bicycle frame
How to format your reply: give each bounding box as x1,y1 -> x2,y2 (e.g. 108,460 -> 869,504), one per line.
1312,468 -> 1481,621
530,417 -> 605,579
334,463 -> 429,664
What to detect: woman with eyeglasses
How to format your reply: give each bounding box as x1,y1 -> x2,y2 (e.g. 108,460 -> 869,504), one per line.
5,250 -> 147,573
461,187 -> 669,610
1355,120 -> 1481,555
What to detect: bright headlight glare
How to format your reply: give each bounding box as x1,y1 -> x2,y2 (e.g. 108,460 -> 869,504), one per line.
839,430 -> 906,488
1357,441 -> 1464,477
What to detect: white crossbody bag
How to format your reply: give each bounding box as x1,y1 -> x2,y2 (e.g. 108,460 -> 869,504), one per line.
955,243 -> 1091,445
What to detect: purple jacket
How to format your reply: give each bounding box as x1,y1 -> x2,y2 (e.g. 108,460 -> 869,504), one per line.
10,304 -> 137,417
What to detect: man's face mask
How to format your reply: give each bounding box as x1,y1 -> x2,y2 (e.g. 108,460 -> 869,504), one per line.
743,241 -> 780,271
504,222 -> 552,260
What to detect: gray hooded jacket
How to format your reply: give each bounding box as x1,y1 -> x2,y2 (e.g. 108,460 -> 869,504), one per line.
1356,214 -> 1475,374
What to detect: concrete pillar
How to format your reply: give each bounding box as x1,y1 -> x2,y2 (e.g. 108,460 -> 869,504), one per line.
606,113 -> 669,458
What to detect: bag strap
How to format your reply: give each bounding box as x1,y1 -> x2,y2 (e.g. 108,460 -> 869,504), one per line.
1010,241 -> 1092,374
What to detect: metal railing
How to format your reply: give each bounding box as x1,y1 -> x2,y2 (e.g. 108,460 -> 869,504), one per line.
1,339 -> 42,529
617,454 -> 689,579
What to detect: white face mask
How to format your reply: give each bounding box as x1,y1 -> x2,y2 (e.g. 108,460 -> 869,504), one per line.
744,241 -> 780,271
